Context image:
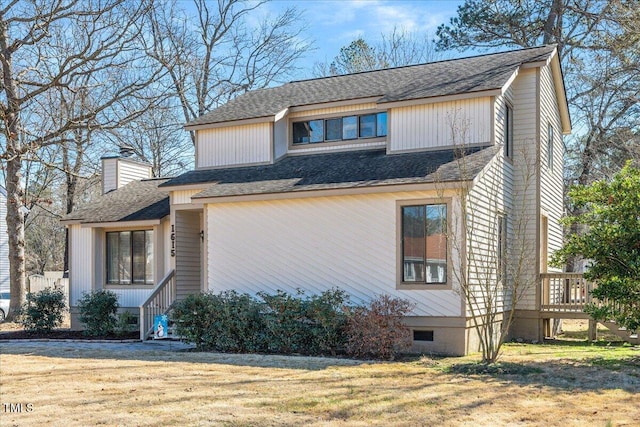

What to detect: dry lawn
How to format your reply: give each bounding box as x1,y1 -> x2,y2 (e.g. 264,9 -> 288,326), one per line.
0,323 -> 638,427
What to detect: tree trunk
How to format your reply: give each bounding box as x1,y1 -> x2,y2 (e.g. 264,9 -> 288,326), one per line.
543,0 -> 565,57
5,153 -> 26,321
1,19 -> 27,320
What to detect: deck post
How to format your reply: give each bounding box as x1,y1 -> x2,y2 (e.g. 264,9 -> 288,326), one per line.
588,319 -> 597,341
541,318 -> 551,340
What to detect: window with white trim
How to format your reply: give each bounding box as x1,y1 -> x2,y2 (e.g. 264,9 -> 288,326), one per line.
106,230 -> 153,285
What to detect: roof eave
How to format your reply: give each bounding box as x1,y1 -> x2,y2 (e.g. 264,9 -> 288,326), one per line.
191,180 -> 473,204
184,115 -> 275,131
549,50 -> 572,134
78,218 -> 164,228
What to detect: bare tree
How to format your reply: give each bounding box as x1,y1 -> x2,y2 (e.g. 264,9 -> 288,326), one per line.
107,98 -> 192,177
313,27 -> 444,77
0,0 -> 160,319
145,0 -> 312,144
436,0 -> 640,273
437,112 -> 537,363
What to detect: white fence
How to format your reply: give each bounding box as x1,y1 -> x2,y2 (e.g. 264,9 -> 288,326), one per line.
28,274 -> 70,323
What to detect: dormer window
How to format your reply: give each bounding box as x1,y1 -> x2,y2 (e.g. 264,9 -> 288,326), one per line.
292,112 -> 387,145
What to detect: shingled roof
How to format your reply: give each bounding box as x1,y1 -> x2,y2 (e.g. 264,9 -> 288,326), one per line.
160,146 -> 499,199
63,178 -> 170,224
187,45 -> 557,127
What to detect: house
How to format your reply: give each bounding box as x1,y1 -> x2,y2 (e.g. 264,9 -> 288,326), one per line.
63,45 -> 571,355
0,186 -> 9,294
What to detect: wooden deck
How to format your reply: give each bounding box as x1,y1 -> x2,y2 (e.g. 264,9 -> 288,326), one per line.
539,272 -> 598,339
540,272 -> 594,318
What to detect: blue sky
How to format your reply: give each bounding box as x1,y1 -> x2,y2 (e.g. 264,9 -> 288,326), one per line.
262,0 -> 464,78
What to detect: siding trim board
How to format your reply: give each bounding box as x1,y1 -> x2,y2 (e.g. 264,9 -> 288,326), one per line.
535,67 -> 542,310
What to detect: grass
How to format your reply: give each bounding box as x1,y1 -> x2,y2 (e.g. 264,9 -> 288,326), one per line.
1,320 -> 638,426
1,337 -> 638,427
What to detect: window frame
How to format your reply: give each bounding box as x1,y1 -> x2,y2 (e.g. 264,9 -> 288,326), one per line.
396,198 -> 452,290
504,103 -> 513,159
290,110 -> 388,148
105,229 -> 154,287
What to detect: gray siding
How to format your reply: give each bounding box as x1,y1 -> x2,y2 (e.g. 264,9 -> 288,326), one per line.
102,158 -> 118,194
175,210 -> 202,300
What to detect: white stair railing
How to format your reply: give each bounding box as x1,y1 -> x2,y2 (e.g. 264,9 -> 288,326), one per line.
139,270 -> 176,340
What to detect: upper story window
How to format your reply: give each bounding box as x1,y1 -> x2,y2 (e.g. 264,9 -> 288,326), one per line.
547,122 -> 554,170
504,104 -> 513,158
106,230 -> 153,285
292,112 -> 387,145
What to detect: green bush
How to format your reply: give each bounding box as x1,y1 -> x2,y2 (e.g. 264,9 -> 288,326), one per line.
172,289 -> 351,355
18,287 -> 67,334
172,289 -> 414,360
172,291 -> 265,352
259,288 -> 351,355
208,291 -> 266,352
345,295 -> 414,360
304,289 -> 350,355
78,290 -> 119,336
116,311 -> 138,336
171,293 -> 213,350
259,289 -> 310,353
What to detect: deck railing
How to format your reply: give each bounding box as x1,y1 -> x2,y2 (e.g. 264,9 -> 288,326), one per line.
139,270 -> 176,340
540,272 -> 595,313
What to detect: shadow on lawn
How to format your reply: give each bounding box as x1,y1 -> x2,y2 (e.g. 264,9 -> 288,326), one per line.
441,341 -> 640,393
1,338 -> 638,386
0,340 -> 370,371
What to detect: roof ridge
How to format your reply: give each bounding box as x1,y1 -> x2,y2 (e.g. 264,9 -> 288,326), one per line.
186,44 -> 558,128
287,44 -> 557,84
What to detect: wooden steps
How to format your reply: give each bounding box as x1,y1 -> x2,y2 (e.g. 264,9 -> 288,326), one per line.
601,321 -> 639,345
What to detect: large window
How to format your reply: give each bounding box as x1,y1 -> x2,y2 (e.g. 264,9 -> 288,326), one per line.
401,204 -> 447,284
107,230 -> 153,285
292,112 -> 387,145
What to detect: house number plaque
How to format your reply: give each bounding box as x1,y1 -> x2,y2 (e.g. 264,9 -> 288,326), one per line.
170,224 -> 176,257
